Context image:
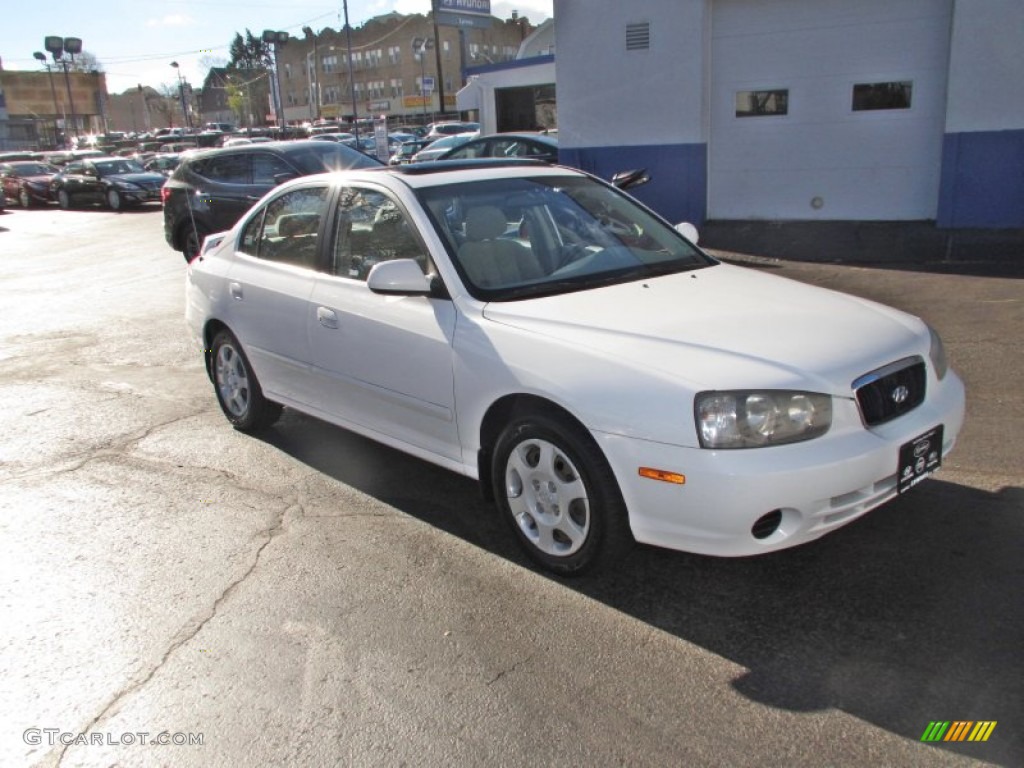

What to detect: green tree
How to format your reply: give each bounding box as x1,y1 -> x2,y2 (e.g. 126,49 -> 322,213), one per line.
228,29 -> 272,69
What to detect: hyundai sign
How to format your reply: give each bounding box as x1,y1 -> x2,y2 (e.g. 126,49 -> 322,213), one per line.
439,0 -> 491,16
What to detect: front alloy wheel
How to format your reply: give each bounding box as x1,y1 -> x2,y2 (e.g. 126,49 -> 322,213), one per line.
492,411 -> 632,575
211,330 -> 282,432
57,189 -> 71,210
107,188 -> 123,211
19,187 -> 32,208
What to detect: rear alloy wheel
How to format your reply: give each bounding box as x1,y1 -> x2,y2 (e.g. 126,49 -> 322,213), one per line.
492,410 -> 633,575
57,189 -> 72,210
211,330 -> 282,432
106,188 -> 123,211
19,187 -> 32,208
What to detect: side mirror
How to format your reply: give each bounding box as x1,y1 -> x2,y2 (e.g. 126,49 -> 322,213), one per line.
675,222 -> 699,245
366,258 -> 434,296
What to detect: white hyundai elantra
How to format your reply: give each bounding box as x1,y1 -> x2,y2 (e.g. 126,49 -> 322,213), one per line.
185,160 -> 965,575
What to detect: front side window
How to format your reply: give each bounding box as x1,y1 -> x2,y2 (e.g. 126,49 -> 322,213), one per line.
238,185 -> 328,269
252,153 -> 294,185
330,187 -> 429,281
418,175 -> 712,301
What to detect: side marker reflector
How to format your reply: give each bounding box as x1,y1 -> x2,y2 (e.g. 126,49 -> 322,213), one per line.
638,467 -> 685,485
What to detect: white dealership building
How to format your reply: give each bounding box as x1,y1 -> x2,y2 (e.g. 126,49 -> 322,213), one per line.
554,0 -> 1023,230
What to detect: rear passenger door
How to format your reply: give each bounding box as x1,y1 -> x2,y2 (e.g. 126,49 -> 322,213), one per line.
224,183 -> 331,406
191,152 -> 260,230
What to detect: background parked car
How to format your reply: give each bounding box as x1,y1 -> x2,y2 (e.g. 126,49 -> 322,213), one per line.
0,160 -> 60,207
409,132 -> 479,163
437,132 -> 558,164
163,140 -> 382,261
50,157 -> 166,211
390,139 -> 434,165
143,153 -> 186,177
424,121 -> 480,139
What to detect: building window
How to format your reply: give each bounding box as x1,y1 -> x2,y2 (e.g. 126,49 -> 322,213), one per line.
735,89 -> 789,118
390,78 -> 403,98
626,22 -> 650,51
322,55 -> 337,74
852,81 -> 912,111
389,46 -> 401,65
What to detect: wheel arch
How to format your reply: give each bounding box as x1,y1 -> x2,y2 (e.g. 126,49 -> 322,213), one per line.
202,319 -> 231,382
477,393 -> 596,502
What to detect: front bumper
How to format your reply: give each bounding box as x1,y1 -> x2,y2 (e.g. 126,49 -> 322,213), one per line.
594,371 -> 966,557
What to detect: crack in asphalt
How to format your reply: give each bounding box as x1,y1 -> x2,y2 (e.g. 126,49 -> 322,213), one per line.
0,407 -> 216,485
53,498 -> 294,768
486,653 -> 535,686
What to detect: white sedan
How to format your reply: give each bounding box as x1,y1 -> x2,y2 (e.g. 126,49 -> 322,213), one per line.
185,160 -> 965,575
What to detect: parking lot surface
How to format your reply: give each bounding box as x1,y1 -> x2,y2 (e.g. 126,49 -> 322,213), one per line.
0,205 -> 1020,767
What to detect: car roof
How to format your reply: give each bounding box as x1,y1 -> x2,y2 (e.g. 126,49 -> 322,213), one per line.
274,158 -> 582,193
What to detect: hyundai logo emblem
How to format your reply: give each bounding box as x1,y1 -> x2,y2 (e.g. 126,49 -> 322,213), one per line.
891,384 -> 910,404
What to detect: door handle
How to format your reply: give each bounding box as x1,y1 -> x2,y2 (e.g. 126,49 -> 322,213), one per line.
229,282 -> 243,301
317,306 -> 339,329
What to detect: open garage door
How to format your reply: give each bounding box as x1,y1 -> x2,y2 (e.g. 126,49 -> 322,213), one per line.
708,0 -> 952,220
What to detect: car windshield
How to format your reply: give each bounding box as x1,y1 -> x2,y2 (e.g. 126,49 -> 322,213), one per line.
10,162 -> 58,176
418,175 -> 713,301
94,159 -> 145,175
285,143 -> 383,173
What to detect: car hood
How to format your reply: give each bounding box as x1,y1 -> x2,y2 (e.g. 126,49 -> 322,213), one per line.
481,263 -> 926,394
106,172 -> 166,185
21,174 -> 55,185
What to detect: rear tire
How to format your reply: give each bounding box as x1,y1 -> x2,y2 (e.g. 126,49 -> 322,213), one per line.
210,330 -> 282,432
492,409 -> 633,576
182,224 -> 209,262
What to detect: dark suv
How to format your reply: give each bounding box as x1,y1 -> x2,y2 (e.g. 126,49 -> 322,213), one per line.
162,140 -> 381,260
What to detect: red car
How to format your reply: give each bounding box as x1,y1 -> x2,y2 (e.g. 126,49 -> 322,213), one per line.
0,160 -> 60,208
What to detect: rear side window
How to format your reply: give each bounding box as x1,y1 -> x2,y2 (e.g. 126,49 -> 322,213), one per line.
192,154 -> 250,184
239,186 -> 329,269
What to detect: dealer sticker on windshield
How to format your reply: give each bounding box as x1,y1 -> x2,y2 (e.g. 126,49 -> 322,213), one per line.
898,425 -> 943,494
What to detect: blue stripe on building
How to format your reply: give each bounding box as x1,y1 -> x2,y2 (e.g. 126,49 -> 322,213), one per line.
938,129 -> 1024,228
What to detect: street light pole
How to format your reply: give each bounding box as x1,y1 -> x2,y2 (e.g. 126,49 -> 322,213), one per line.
33,51 -> 62,147
262,30 -> 290,133
303,26 -> 320,122
45,36 -> 82,139
170,62 -> 192,131
342,0 -> 359,141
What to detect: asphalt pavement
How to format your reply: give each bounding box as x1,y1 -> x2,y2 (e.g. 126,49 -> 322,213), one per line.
0,203 -> 1020,767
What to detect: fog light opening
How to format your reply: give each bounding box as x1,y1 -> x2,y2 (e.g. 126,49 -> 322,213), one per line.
752,509 -> 783,540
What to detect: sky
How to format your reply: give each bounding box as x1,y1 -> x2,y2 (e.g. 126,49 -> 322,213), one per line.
1,0 -> 553,95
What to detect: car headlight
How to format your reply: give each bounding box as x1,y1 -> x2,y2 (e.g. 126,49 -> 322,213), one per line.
927,324 -> 948,380
695,390 -> 832,449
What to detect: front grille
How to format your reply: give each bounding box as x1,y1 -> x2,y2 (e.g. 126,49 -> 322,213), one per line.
854,357 -> 926,426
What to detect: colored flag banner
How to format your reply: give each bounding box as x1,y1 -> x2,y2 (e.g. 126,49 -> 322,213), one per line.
921,721 -> 997,742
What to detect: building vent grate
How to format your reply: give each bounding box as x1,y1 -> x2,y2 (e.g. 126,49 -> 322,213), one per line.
626,22 -> 651,51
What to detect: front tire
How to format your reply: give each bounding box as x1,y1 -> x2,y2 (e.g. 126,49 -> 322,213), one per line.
106,188 -> 123,211
211,330 -> 282,432
57,188 -> 72,210
19,187 -> 32,208
492,410 -> 632,575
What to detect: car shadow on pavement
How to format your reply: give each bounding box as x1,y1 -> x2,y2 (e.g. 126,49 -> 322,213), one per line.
261,410 -> 1022,767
